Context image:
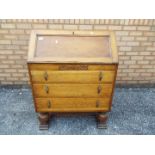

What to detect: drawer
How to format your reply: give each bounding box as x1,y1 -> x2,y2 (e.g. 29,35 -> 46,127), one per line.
30,70 -> 115,83
35,98 -> 110,112
28,63 -> 117,71
32,84 -> 113,98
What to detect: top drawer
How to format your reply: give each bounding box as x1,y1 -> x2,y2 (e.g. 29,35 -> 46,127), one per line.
30,70 -> 115,83
28,64 -> 117,71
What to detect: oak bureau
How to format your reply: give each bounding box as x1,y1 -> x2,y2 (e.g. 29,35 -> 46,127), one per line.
27,30 -> 118,130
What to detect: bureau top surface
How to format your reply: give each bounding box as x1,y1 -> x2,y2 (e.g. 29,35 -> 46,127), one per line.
28,30 -> 118,64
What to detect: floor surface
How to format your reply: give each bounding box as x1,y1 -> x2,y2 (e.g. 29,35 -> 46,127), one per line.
0,87 -> 155,135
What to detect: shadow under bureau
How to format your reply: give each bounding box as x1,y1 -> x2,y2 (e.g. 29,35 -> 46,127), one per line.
27,30 -> 118,129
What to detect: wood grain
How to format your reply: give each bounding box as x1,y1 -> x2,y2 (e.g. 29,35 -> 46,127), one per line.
30,70 -> 115,83
36,97 -> 110,112
33,84 -> 113,98
29,64 -> 117,70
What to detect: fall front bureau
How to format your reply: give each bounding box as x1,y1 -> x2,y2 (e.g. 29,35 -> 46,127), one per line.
27,30 -> 118,129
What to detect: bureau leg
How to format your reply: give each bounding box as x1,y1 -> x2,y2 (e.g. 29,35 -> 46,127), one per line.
96,112 -> 108,129
38,113 -> 49,130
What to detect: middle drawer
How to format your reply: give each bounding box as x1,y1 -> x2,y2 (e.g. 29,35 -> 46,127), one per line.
33,84 -> 113,98
30,70 -> 115,83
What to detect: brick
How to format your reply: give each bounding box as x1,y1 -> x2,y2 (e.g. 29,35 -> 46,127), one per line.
147,47 -> 155,51
64,25 -> 78,30
128,73 -> 140,77
131,56 -> 144,60
0,73 -> 11,77
144,56 -> 155,60
8,55 -> 21,59
1,60 -> 15,64
69,19 -> 74,24
108,25 -> 122,30
5,69 -> 16,73
115,31 -> 129,36
139,52 -> 151,55
0,50 -> 13,54
0,64 -> 10,69
132,47 -> 146,51
119,56 -> 130,60
0,45 -> 20,50
4,35 -> 18,39
1,24 -> 15,29
123,26 -> 136,30
140,73 -> 152,76
16,23 -> 31,29
144,32 -> 155,36
126,52 -> 138,55
141,42 -> 152,46
124,60 -> 136,65
0,40 -> 11,44
79,25 -> 92,30
135,37 -> 147,41
12,73 -> 24,77
137,26 -> 150,31
137,61 -> 149,64
121,36 -> 134,41
126,42 -> 139,46
48,24 -> 63,29
117,42 -> 126,46
129,31 -> 142,36
79,19 -> 85,24
94,25 -> 108,30
149,37 -> 155,41
84,19 -> 90,24
119,46 -> 132,51
129,65 -> 141,68
9,30 -> 25,34
33,24 -> 47,29
74,19 -> 80,24
12,40 -> 28,45
0,30 -> 8,34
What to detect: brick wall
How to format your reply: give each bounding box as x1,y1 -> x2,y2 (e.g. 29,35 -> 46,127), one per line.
0,19 -> 155,85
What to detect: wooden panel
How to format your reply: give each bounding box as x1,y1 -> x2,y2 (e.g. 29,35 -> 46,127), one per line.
36,36 -> 111,58
30,70 -> 115,83
28,63 -> 116,71
27,30 -> 118,64
33,84 -> 113,98
36,97 -> 110,112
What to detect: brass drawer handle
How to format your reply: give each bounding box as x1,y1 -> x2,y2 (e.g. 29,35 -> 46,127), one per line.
97,85 -> 102,94
44,85 -> 49,94
99,72 -> 103,81
96,101 -> 100,108
47,100 -> 51,108
44,71 -> 48,81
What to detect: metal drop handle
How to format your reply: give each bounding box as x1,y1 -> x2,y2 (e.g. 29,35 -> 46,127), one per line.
96,101 -> 100,108
97,85 -> 102,94
44,71 -> 48,81
44,85 -> 49,94
99,72 -> 103,81
47,100 -> 51,108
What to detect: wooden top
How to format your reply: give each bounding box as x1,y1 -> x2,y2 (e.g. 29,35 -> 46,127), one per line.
27,30 -> 118,64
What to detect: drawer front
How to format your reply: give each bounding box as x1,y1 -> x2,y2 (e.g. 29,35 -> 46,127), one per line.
30,70 -> 115,83
33,84 -> 113,98
35,98 -> 110,112
28,63 -> 117,71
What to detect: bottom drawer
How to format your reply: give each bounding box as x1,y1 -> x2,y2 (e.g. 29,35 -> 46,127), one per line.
35,98 -> 110,112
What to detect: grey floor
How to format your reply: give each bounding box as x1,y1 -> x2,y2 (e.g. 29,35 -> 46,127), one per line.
0,87 -> 155,135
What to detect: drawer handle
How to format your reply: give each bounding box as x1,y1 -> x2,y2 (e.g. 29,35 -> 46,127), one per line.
99,72 -> 103,81
44,85 -> 49,94
96,101 -> 100,108
47,100 -> 51,108
44,71 -> 48,81
97,85 -> 102,94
